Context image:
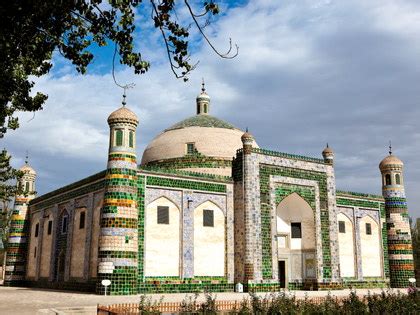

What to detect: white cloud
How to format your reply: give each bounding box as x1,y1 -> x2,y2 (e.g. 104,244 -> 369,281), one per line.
4,0 -> 420,218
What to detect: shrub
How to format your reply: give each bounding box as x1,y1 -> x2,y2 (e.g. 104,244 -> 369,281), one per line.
138,294 -> 163,314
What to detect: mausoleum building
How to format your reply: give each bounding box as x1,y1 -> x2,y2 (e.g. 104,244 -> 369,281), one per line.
4,85 -> 415,294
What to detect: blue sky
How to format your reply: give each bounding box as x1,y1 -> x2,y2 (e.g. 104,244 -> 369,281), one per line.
4,0 -> 420,218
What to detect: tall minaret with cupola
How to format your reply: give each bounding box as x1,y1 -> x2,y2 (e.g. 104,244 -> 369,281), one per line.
196,79 -> 210,115
379,144 -> 415,287
96,92 -> 139,295
4,154 -> 37,286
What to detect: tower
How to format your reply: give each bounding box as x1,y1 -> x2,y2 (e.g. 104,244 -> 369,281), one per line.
96,95 -> 139,295
196,80 -> 210,115
379,145 -> 415,287
322,144 -> 334,166
4,155 -> 36,285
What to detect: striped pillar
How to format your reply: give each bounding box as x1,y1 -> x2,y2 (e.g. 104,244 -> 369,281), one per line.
96,105 -> 139,295
4,165 -> 36,285
380,154 -> 415,288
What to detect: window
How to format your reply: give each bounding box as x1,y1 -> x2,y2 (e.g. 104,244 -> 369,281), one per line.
129,131 -> 134,148
186,143 -> 195,155
395,174 -> 401,185
366,223 -> 372,235
25,182 -> 29,192
115,129 -> 123,146
157,206 -> 169,224
34,223 -> 39,237
79,211 -> 86,229
338,221 -> 346,233
385,174 -> 391,185
47,221 -> 52,235
204,103 -> 208,113
291,222 -> 302,238
203,209 -> 214,227
34,246 -> 37,258
62,215 -> 68,234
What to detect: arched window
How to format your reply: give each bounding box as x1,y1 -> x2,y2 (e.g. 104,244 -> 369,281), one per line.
395,174 -> 401,185
385,174 -> 391,186
25,182 -> 29,192
129,131 -> 134,148
204,103 -> 208,113
115,130 -> 123,146
197,103 -> 200,114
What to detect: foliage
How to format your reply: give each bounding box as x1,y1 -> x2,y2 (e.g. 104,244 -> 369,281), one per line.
0,149 -> 25,248
138,294 -> 164,314
132,290 -> 420,314
179,292 -> 199,314
0,0 -> 237,138
179,291 -> 218,314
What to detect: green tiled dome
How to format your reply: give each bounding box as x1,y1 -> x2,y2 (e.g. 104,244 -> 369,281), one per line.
165,115 -> 237,131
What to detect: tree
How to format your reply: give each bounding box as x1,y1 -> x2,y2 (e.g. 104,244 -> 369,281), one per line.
0,0 -> 237,138
0,150 -> 26,259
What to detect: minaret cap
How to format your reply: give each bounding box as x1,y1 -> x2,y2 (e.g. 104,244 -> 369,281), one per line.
379,142 -> 403,171
19,152 -> 36,175
241,128 -> 254,143
108,106 -> 138,126
322,143 -> 334,165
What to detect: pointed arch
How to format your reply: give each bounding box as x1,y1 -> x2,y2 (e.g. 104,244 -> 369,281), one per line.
276,192 -> 315,250
194,199 -> 225,216
337,212 -> 356,277
360,215 -> 381,277
193,200 -> 225,276
147,195 -> 181,212
144,196 -> 181,277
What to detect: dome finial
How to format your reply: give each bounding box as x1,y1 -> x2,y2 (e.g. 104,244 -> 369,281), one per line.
389,140 -> 392,156
201,78 -> 206,93
25,150 -> 29,165
121,83 -> 135,107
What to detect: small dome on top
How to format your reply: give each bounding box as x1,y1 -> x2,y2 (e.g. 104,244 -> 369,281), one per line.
108,106 -> 138,126
20,163 -> 36,175
241,129 -> 254,142
379,154 -> 403,171
197,79 -> 210,101
322,144 -> 334,155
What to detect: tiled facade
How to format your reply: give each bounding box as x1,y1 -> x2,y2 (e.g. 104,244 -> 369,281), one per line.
4,95 -> 415,294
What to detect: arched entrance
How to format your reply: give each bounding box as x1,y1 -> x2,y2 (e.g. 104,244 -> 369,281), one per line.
276,193 -> 316,287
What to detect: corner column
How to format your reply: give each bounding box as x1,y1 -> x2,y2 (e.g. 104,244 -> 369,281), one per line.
96,104 -> 139,295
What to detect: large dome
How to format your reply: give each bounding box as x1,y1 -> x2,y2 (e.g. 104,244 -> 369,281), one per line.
141,86 -> 258,176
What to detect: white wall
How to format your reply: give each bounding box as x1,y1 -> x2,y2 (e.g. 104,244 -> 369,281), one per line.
194,201 -> 225,276
337,213 -> 356,278
144,197 -> 180,277
360,216 -> 382,277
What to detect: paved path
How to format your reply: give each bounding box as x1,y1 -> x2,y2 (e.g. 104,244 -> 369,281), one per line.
0,286 -> 407,314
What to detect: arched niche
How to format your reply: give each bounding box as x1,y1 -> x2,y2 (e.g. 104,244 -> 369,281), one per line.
360,215 -> 381,277
193,200 -> 225,277
276,193 -> 315,250
144,196 -> 180,277
337,213 -> 356,278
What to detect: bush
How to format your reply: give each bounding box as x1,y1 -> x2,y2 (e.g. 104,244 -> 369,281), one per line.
138,294 -> 163,314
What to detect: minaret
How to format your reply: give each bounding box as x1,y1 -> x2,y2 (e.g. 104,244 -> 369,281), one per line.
4,154 -> 36,285
322,143 -> 334,166
196,79 -> 210,115
96,93 -> 139,295
379,144 -> 415,287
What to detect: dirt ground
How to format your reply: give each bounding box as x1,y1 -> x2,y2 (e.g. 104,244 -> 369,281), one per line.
0,286 -> 406,314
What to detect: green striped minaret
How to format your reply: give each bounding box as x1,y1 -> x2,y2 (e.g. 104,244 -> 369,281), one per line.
380,147 -> 415,288
4,159 -> 36,286
96,98 -> 139,295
